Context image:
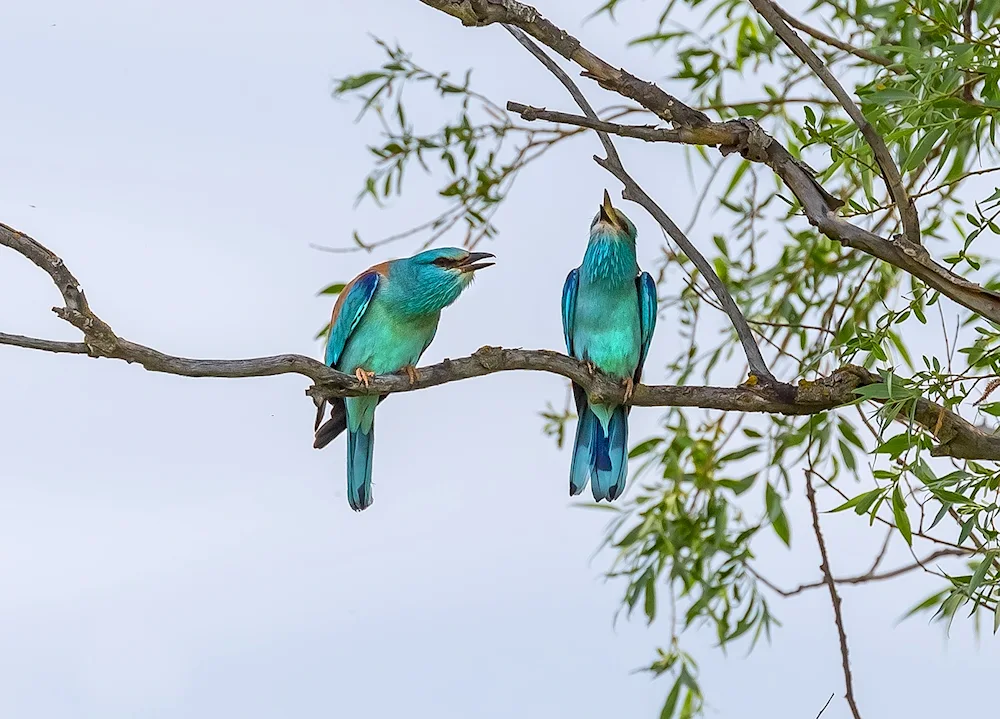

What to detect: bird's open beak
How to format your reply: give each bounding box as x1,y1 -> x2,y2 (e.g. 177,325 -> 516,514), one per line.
598,189 -> 620,229
457,251 -> 496,273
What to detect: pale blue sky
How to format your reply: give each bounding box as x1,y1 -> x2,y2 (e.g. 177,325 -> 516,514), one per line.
1,1 -> 996,717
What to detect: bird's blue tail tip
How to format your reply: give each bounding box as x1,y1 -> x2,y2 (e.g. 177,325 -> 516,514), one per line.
570,403 -> 596,497
590,405 -> 628,502
347,426 -> 375,511
570,402 -> 629,502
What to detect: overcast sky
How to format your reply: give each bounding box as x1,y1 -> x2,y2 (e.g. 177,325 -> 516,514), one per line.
1,1 -> 997,718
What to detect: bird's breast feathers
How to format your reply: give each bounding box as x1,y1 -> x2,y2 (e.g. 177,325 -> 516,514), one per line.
573,283 -> 641,379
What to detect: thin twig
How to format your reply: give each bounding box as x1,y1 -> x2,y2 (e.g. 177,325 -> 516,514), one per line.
866,528 -> 894,575
754,548 -> 968,597
772,2 -> 897,69
815,693 -> 835,719
0,333 -> 89,355
507,103 -> 715,144
805,468 -> 864,719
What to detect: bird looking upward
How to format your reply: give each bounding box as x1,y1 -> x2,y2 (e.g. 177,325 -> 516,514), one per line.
561,190 -> 657,502
313,247 -> 495,511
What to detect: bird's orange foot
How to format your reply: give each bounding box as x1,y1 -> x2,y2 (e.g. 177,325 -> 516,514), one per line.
403,365 -> 419,386
585,360 -> 597,377
354,368 -> 376,388
622,376 -> 635,403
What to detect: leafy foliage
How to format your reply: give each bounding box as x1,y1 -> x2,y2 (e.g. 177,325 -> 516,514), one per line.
332,37 -> 584,253
332,1 -> 1000,716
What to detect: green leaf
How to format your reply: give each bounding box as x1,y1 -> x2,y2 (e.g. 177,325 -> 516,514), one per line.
929,502 -> 951,530
718,473 -> 757,495
766,483 -> 791,546
901,590 -> 947,621
875,433 -> 916,459
863,88 -> 918,105
968,552 -> 994,595
927,487 -> 969,504
979,402 -> 1000,417
892,485 -> 912,546
903,127 -> 946,172
829,488 -> 881,513
772,508 -> 791,547
629,438 -> 662,458
909,459 -> 936,486
335,72 -> 386,94
839,440 -> 857,472
959,517 -> 976,545
719,445 -> 760,463
317,282 -> 346,296
856,488 -> 883,516
854,383 -> 890,400
765,483 -> 781,519
722,160 -> 750,201
839,419 -> 865,450
660,680 -> 681,719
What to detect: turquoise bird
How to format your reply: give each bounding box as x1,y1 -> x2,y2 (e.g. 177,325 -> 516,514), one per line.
561,190 -> 657,501
313,247 -> 495,511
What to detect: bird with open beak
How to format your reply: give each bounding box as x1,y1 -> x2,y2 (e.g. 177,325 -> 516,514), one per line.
560,190 -> 657,501
313,247 -> 495,511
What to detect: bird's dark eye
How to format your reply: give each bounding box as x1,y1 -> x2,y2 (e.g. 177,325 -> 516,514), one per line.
432,256 -> 456,267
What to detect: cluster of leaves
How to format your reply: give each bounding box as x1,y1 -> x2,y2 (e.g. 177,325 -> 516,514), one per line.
596,408 -> 779,718
833,368 -> 1000,628
332,37 -> 578,254
332,1 -> 1000,716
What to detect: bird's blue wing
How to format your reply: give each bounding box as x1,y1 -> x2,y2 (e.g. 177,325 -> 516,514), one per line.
635,271 -> 657,380
561,268 -> 580,356
325,272 -> 380,368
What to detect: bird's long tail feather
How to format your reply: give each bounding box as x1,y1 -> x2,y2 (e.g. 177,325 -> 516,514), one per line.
590,405 -> 628,502
569,380 -> 630,501
570,401 -> 598,496
347,423 -> 375,511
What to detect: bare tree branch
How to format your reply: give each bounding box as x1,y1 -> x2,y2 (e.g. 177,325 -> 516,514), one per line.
421,0 -> 711,125
4,220 -> 1000,460
500,25 -> 778,385
747,0 -> 920,246
506,102 -> 702,143
805,472 -> 864,719
422,1 -> 1000,325
755,548 -> 968,597
502,26 -> 621,167
961,0 -> 979,103
0,333 -> 89,355
771,2 -> 897,69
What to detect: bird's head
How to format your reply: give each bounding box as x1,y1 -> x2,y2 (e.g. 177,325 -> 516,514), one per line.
589,189 -> 637,243
389,247 -> 495,315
